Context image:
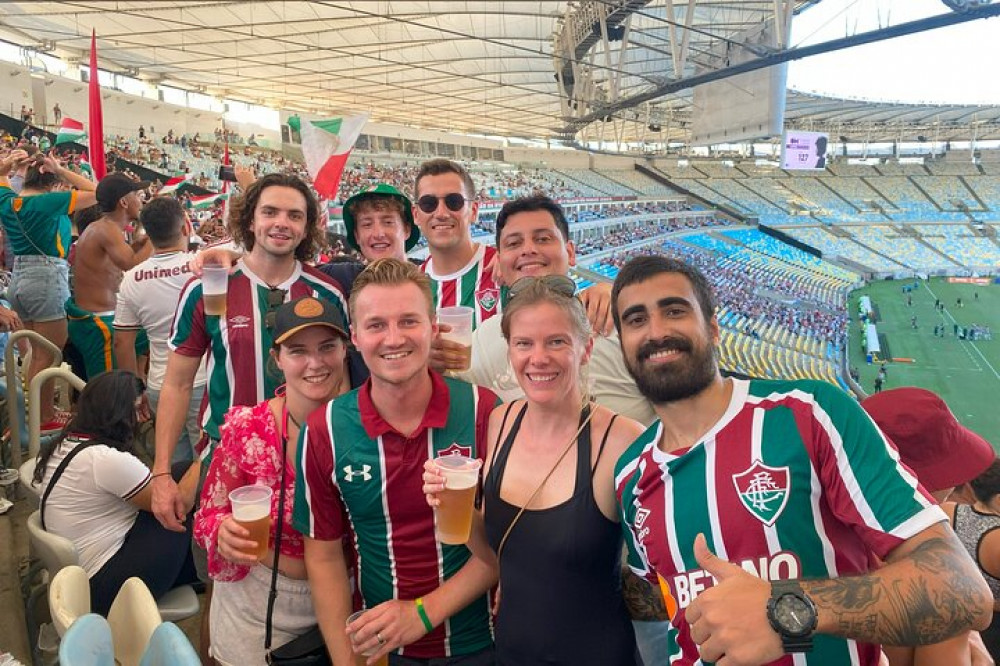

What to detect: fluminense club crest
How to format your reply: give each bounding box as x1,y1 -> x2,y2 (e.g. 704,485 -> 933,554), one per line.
732,460 -> 790,527
439,442 -> 472,458
476,288 -> 499,313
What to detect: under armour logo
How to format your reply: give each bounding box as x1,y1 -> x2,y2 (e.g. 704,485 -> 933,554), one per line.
342,464 -> 373,482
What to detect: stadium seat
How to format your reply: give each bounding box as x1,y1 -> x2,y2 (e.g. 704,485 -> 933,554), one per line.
26,510 -> 199,623
139,622 -> 200,666
107,578 -> 163,666
49,564 -> 91,637
59,614 -> 115,666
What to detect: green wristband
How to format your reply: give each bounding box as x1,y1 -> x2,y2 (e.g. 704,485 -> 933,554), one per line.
415,597 -> 433,633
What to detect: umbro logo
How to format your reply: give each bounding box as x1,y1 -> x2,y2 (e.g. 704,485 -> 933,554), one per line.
343,464 -> 373,482
634,507 -> 651,541
634,507 -> 651,530
228,314 -> 251,329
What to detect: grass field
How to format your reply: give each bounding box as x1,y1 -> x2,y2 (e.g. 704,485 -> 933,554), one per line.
848,277 -> 1000,448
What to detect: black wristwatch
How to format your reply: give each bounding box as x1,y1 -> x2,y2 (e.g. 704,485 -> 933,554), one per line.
766,579 -> 818,653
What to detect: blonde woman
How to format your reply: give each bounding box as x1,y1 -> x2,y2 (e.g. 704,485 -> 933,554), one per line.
426,275 -> 644,665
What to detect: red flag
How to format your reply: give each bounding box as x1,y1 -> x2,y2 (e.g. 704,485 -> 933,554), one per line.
88,30 -> 106,180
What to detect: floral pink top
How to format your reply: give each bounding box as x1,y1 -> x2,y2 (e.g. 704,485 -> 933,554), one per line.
194,401 -> 303,581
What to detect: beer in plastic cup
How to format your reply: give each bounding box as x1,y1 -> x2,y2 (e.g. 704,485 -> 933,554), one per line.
433,453 -> 482,544
346,609 -> 389,666
201,263 -> 229,316
229,485 -> 273,560
437,306 -> 474,372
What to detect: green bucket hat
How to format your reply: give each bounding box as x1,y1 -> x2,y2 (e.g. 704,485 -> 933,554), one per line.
342,183 -> 420,253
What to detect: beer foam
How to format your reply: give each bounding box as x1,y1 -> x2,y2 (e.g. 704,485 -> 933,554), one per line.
443,469 -> 478,490
232,502 -> 270,522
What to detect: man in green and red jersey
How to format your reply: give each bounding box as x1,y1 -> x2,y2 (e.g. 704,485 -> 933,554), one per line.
610,254 -> 991,665
151,172 -> 348,530
413,159 -> 500,328
294,258 -> 498,665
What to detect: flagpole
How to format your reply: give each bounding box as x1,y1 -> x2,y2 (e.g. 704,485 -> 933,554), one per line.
88,29 -> 107,180
221,117 -> 230,195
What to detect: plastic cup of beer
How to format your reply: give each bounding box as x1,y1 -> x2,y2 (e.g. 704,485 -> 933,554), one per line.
229,484 -> 272,560
437,306 -> 474,372
201,262 -> 229,316
346,609 -> 389,666
433,453 -> 482,545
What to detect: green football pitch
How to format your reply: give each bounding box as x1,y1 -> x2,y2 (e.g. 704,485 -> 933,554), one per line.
848,277 -> 1000,448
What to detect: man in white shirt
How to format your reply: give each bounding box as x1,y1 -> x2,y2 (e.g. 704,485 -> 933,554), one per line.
456,194 -> 656,425
114,196 -> 206,463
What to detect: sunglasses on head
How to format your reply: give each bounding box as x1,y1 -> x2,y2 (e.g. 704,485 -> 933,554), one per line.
416,193 -> 468,214
264,287 -> 287,330
508,274 -> 577,300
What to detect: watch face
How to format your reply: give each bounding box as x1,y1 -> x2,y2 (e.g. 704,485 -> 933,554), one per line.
774,594 -> 814,637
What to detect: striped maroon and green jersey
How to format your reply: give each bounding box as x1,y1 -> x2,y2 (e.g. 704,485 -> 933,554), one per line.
421,244 -> 500,329
615,378 -> 945,666
169,260 -> 347,456
293,373 -> 499,659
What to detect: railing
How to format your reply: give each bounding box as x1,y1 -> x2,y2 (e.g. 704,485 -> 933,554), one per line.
4,331 -> 64,468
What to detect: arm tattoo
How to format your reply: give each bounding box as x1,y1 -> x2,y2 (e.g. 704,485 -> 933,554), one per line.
622,567 -> 669,621
803,535 -> 990,646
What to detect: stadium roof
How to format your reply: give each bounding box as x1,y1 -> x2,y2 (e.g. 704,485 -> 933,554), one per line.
2,1 -> 998,145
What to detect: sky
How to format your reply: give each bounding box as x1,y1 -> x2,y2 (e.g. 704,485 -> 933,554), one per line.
787,0 -> 1000,105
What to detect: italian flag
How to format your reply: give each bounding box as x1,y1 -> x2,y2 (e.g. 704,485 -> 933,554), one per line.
190,193 -> 228,209
55,118 -> 86,145
300,113 -> 368,199
158,176 -> 188,195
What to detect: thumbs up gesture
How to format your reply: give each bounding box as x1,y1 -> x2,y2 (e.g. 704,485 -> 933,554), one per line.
684,534 -> 784,665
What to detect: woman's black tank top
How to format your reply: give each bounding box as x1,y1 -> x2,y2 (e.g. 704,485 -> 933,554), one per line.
484,404 -> 636,665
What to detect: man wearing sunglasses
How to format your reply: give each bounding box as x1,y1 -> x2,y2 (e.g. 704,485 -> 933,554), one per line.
413,159 -> 501,328
453,194 -> 656,426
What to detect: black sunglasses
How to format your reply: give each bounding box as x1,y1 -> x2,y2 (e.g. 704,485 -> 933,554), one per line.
508,274 -> 577,300
416,193 -> 468,214
264,287 -> 287,330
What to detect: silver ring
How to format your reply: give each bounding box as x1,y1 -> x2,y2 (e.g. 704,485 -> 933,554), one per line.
376,631 -> 385,645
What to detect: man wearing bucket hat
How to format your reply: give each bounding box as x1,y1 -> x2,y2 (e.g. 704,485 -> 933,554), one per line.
862,386 -> 997,665
316,182 -> 421,299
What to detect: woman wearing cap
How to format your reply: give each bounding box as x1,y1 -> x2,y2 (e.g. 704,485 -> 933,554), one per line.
194,295 -> 366,665
424,276 -> 644,665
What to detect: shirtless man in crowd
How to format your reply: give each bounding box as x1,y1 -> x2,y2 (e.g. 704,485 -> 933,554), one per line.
67,173 -> 152,379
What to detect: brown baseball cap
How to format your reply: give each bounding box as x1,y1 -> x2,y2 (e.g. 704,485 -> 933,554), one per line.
272,296 -> 348,346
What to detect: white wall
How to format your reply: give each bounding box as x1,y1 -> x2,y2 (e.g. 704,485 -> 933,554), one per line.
1,61 -> 281,145
590,153 -> 637,170
0,62 -> 33,118
502,146 -> 590,168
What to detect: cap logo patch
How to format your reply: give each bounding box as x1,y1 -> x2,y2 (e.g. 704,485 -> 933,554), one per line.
294,298 -> 324,317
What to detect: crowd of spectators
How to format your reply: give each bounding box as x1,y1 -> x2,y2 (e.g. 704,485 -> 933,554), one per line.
601,239 -> 850,348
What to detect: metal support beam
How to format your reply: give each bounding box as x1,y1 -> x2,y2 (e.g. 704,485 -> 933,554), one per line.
561,3 -> 1000,136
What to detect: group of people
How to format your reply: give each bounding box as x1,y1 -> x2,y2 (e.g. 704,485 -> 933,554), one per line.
4,145 -> 1000,666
